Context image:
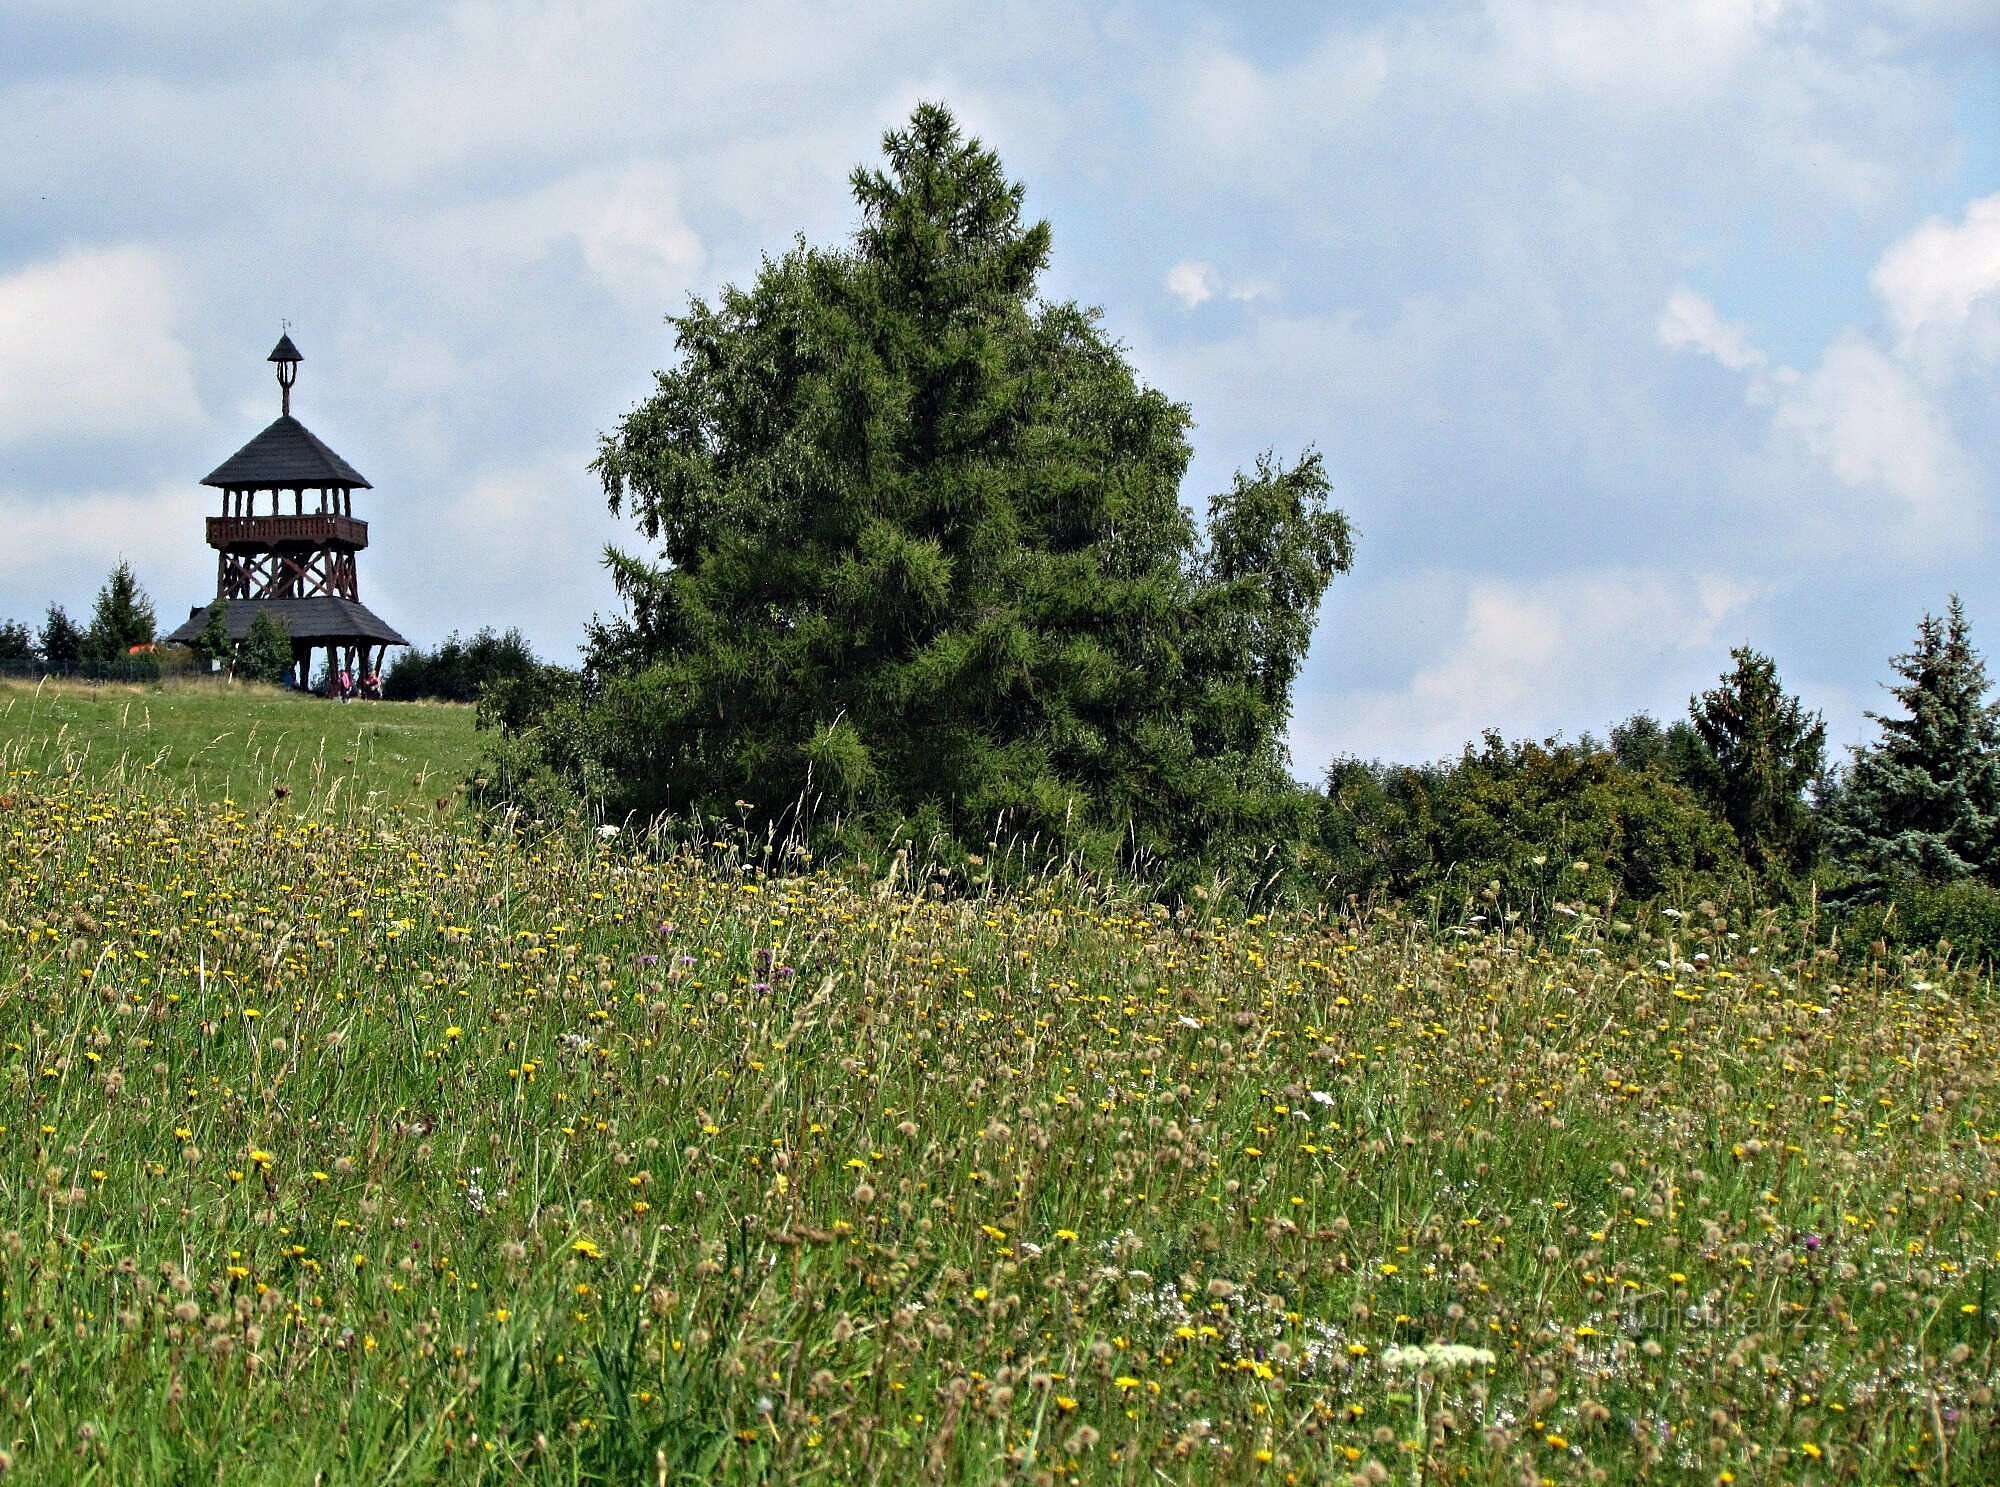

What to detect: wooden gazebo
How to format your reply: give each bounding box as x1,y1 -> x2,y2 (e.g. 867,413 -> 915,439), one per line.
167,336 -> 406,688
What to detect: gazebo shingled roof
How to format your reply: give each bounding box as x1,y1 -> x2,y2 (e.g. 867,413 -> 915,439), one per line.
165,597 -> 407,649
201,415 -> 372,490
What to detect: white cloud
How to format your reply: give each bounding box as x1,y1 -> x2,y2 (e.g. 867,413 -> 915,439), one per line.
1179,51 -> 1278,163
368,449 -> 624,658
0,245 -> 200,445
1163,259 -> 1274,311
1659,271 -> 1981,552
1871,193 -> 2000,374
1482,0 -> 1795,103
1304,569 -> 1759,764
273,1 -> 967,197
389,162 -> 704,316
1657,286 -> 1766,372
1172,32 -> 1390,169
1166,260 -> 1215,308
1159,3 -> 1930,215
565,164 -> 707,311
1770,330 -> 1978,539
0,483 -> 206,620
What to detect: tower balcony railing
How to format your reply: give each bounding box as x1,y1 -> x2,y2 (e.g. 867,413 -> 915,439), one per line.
206,514 -> 368,551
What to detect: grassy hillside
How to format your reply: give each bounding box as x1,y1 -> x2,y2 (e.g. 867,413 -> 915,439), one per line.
0,714 -> 1995,1482
0,678 -> 480,814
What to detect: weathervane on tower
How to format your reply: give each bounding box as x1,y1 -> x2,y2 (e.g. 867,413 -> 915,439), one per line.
272,328 -> 301,417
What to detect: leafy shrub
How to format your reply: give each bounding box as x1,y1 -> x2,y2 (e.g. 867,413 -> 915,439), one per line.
477,662 -> 585,735
1609,711 -> 1707,783
238,613 -> 294,686
1841,876 -> 2000,970
79,651 -> 162,683
192,599 -> 232,668
387,628 -> 542,704
1894,878 -> 2000,966
1320,732 -> 1746,915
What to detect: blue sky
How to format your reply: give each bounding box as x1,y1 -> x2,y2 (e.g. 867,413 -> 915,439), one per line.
4,0 -> 1999,773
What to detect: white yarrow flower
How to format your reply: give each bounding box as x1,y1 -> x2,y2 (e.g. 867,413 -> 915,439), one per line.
1379,1342 -> 1496,1373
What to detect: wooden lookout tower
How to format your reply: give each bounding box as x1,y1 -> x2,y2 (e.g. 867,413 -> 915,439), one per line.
167,335 -> 406,688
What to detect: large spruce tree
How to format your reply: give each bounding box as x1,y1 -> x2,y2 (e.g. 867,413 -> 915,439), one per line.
500,104 -> 1353,884
1829,598 -> 2000,884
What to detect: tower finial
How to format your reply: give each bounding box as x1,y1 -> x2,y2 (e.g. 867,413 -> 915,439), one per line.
269,330 -> 302,417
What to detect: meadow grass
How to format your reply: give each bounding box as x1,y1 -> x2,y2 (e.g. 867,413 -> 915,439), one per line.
0,726 -> 1996,1483
0,678 -> 480,817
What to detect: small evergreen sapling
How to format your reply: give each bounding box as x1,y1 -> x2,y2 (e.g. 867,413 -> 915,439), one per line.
82,559 -> 156,667
193,600 -> 232,672
37,605 -> 82,673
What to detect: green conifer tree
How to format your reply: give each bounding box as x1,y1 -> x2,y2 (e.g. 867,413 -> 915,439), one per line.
82,560 -> 156,667
1685,647 -> 1826,877
501,104 -> 1353,888
1609,712 -> 1708,786
1829,597 -> 2000,883
37,605 -> 82,672
192,600 -> 232,671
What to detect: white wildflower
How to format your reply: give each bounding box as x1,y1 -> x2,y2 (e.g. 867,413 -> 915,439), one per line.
1379,1342 -> 1496,1373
